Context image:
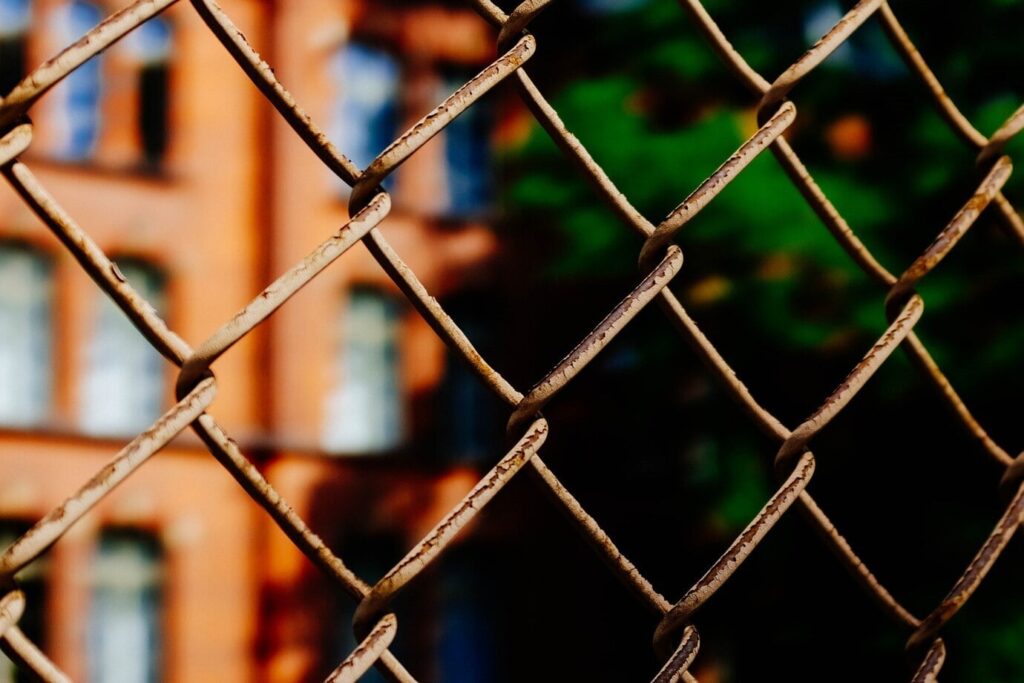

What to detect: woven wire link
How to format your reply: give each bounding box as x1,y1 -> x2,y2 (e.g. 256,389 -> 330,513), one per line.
0,0 -> 1020,680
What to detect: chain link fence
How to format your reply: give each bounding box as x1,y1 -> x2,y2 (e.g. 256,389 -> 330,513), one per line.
0,0 -> 1021,680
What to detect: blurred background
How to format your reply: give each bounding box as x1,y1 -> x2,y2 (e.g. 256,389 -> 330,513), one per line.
0,0 -> 1022,681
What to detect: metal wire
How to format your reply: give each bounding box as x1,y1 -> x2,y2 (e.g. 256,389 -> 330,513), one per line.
0,0 -> 1019,680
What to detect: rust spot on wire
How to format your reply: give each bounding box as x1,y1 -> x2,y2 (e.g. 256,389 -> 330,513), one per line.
350,35 -> 536,214
325,614 -> 398,683
910,638 -> 945,683
651,625 -> 700,683
497,0 -> 553,51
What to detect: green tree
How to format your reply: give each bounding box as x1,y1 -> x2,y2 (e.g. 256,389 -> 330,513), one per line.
497,1 -> 1024,680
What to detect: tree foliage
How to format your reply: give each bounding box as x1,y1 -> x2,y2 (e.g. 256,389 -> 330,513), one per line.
497,1 -> 1024,680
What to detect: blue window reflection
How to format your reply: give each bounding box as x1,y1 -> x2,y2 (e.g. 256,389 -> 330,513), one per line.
52,1 -> 103,160
126,18 -> 172,165
0,0 -> 30,36
80,262 -> 166,437
0,521 -> 48,683
0,244 -> 52,428
331,42 -> 400,173
441,75 -> 492,218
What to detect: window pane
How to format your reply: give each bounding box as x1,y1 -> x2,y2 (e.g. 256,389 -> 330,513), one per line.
137,64 -> 169,165
0,0 -> 30,33
80,263 -> 166,436
0,0 -> 30,94
88,530 -> 163,683
323,289 -> 403,454
124,18 -> 171,65
330,43 -> 400,172
440,75 -> 492,217
575,0 -> 650,14
50,1 -> 103,161
0,245 -> 51,427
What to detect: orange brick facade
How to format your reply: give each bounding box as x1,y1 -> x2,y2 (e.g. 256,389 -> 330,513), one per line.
0,1 -> 500,680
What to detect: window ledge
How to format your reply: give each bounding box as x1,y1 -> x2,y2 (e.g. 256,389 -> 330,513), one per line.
23,153 -> 178,186
0,422 -> 205,451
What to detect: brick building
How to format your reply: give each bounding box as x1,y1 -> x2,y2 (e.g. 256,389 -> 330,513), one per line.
0,0 -> 506,680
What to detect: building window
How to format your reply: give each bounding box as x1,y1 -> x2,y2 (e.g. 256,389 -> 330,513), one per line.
0,0 -> 30,95
437,73 -> 492,218
80,261 -> 166,437
49,0 -> 103,161
330,42 -> 400,173
88,530 -> 163,683
323,288 -> 403,454
0,522 -> 48,683
124,18 -> 171,167
436,295 -> 500,463
0,245 -> 51,428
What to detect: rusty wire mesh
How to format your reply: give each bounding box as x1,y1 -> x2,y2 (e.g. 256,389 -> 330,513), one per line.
0,0 -> 1021,680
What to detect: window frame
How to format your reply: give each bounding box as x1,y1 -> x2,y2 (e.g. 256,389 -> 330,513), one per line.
322,285 -> 406,455
0,0 -> 32,96
78,257 -> 169,438
0,241 -> 53,430
87,527 -> 165,683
